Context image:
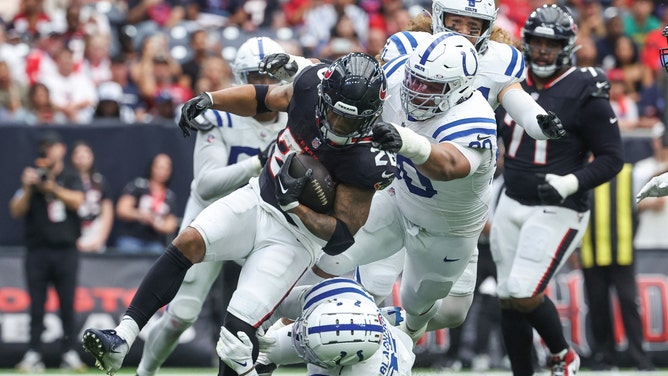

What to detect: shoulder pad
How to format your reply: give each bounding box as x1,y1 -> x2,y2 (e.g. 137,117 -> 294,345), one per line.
578,67 -> 610,99
480,41 -> 526,82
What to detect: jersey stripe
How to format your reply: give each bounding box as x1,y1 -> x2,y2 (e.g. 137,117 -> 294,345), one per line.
504,46 -> 519,77
384,55 -> 408,79
432,117 -> 497,141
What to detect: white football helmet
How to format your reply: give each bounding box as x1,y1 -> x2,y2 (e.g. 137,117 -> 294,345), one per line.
233,37 -> 285,84
379,31 -> 432,64
432,0 -> 497,54
401,32 -> 479,121
292,298 -> 383,368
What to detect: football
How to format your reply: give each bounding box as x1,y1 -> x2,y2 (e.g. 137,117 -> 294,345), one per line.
288,153 -> 336,214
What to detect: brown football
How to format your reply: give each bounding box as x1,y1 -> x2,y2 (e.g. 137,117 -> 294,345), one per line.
288,153 -> 336,214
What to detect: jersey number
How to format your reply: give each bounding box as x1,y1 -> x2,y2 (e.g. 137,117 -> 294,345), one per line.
396,155 -> 436,198
503,113 -> 547,165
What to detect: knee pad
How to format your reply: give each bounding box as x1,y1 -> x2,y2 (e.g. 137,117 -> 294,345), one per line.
168,295 -> 205,324
427,294 -> 473,331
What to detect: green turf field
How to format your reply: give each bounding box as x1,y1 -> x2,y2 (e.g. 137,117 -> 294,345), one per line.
2,368 -> 668,375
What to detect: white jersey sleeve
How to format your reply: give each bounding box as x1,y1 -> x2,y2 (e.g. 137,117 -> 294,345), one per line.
475,41 -> 526,109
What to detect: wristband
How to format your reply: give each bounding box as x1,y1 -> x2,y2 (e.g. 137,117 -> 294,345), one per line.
396,126 -> 432,164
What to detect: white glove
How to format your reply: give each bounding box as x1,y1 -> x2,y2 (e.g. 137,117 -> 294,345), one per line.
257,320 -> 283,352
636,172 -> 668,203
216,327 -> 257,376
537,173 -> 579,205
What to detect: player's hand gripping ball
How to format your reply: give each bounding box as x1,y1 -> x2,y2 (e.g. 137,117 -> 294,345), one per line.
289,154 -> 336,214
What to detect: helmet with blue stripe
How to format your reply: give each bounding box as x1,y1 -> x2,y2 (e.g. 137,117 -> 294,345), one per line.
401,32 -> 479,120
292,297 -> 383,368
233,37 -> 285,84
380,31 -> 431,64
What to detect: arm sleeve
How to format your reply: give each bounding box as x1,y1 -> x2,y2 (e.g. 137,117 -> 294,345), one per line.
445,141 -> 485,177
573,97 -> 625,191
195,156 -> 261,202
500,88 -> 549,140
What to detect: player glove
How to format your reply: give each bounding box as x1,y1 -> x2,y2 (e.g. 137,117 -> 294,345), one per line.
178,92 -> 213,137
537,173 -> 579,205
258,53 -> 313,83
372,121 -> 431,164
216,327 -> 258,376
636,172 -> 668,203
536,111 -> 566,139
258,140 -> 276,167
275,152 -> 312,211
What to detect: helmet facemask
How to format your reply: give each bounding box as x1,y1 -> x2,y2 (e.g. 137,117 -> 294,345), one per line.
661,26 -> 668,73
521,5 -> 577,78
431,0 -> 497,54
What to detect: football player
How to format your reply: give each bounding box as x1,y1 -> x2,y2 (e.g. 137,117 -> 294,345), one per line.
313,0 -> 566,337
135,36 -> 287,376
217,278 -> 414,376
81,52 -> 397,376
491,5 -> 623,376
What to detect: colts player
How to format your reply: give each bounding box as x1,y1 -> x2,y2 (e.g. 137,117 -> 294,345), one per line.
81,52 -> 397,376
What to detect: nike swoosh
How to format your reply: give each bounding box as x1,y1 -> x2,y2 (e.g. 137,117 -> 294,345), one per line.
381,171 -> 394,179
596,81 -> 607,88
477,134 -> 491,141
231,359 -> 248,367
609,117 -> 617,124
277,178 -> 289,194
443,256 -> 460,263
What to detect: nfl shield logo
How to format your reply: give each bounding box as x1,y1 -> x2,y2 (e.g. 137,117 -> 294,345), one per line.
311,137 -> 322,149
468,0 -> 475,6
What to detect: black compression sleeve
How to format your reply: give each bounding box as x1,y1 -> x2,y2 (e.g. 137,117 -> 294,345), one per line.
125,243 -> 193,329
322,218 -> 355,255
254,84 -> 270,114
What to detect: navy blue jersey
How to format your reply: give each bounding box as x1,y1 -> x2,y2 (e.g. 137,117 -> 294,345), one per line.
496,66 -> 624,212
260,63 -> 397,211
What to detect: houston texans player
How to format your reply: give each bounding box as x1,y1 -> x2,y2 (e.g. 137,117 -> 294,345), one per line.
134,36 -> 287,376
81,52 -> 397,376
313,0 -> 565,337
217,278 -> 415,376
492,5 -> 623,376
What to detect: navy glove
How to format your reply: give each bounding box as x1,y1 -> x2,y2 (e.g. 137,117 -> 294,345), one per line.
275,153 -> 312,211
372,122 -> 403,153
258,140 -> 276,167
536,111 -> 565,139
178,92 -> 213,137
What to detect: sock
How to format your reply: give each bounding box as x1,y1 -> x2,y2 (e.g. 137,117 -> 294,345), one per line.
218,315 -> 258,376
501,308 -> 534,376
406,300 -> 441,332
524,296 -> 569,354
125,244 -> 193,329
115,316 -> 140,348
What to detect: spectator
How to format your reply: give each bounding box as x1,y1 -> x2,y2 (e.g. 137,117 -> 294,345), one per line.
149,89 -> 177,123
41,47 -> 98,123
193,55 -> 232,95
319,14 -> 365,59
575,34 -> 599,67
9,130 -> 87,373
579,164 -> 656,371
595,7 -> 627,71
109,55 -> 146,123
575,0 -> 606,40
114,153 -> 179,255
179,29 -> 208,92
623,0 -> 661,49
0,26 -> 28,85
25,30 -> 65,86
302,0 -> 368,53
614,35 -> 653,101
608,68 -> 639,132
8,0 -> 52,43
18,82 -> 66,124
82,33 -> 112,86
0,59 -> 28,122
71,140 -> 114,253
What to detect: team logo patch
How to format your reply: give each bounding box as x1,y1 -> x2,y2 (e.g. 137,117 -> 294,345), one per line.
379,87 -> 387,100
323,69 -> 333,80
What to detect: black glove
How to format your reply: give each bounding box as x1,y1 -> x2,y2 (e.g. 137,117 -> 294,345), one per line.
536,111 -> 565,139
178,92 -> 213,137
258,140 -> 276,167
536,173 -> 564,205
372,122 -> 402,153
258,53 -> 298,82
275,153 -> 312,211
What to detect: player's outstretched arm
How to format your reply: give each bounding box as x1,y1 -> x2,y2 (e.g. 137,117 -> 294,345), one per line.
499,83 -> 565,140
637,172 -> 668,203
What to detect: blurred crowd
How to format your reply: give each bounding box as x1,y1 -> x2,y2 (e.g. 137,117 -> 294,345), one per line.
0,0 -> 665,129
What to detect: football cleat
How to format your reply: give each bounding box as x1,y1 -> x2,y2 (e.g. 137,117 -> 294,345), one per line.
15,349 -> 45,373
82,328 -> 129,375
61,349 -> 88,372
549,348 -> 580,376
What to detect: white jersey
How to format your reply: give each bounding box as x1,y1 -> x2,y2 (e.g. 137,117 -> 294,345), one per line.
381,57 -> 497,236
188,110 -> 286,209
300,278 -> 415,376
